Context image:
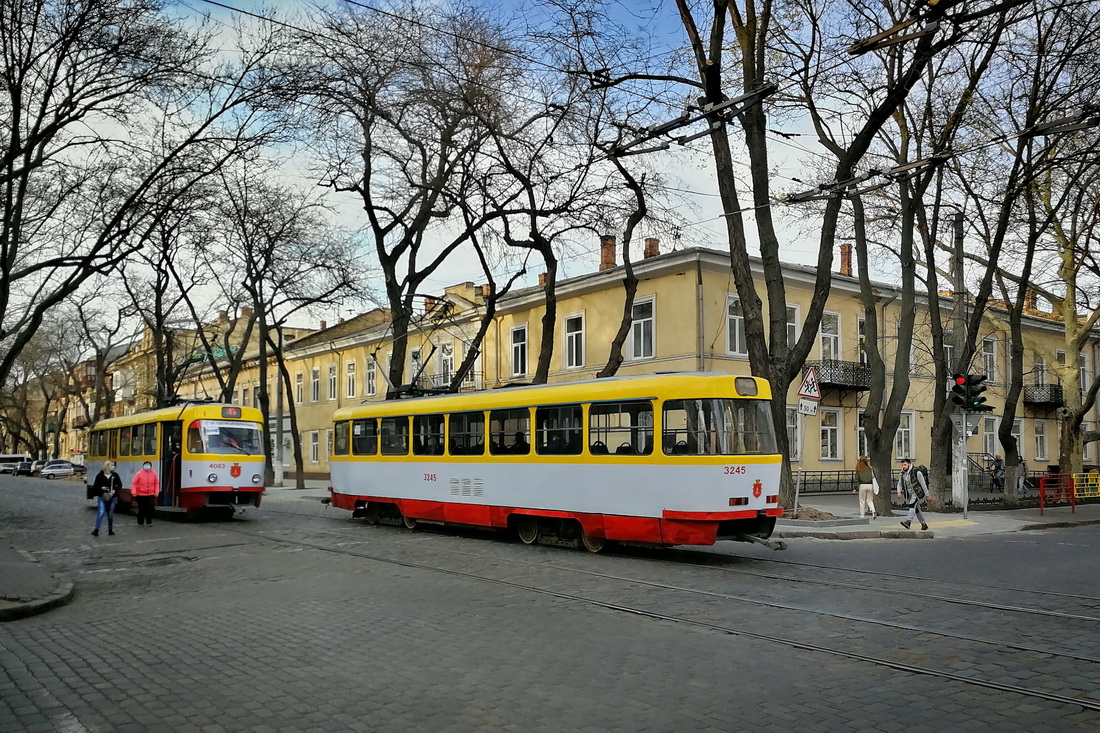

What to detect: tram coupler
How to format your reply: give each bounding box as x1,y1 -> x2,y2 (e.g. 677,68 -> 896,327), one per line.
737,534 -> 787,551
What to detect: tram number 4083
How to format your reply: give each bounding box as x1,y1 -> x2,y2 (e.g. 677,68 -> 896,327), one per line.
724,466 -> 747,475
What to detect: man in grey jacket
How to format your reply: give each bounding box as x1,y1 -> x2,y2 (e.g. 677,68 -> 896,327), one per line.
896,458 -> 930,531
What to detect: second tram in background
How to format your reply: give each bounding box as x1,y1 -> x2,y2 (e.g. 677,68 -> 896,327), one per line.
328,373 -> 784,551
87,403 -> 266,517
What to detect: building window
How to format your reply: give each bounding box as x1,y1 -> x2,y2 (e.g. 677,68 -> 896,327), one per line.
1080,352 -> 1089,394
565,315 -> 584,368
983,417 -> 996,456
1085,422 -> 1094,463
727,297 -> 747,356
982,338 -> 997,382
630,299 -> 655,360
328,364 -> 338,400
241,387 -> 249,407
1034,355 -> 1046,386
326,429 -> 333,460
440,343 -> 454,384
786,305 -> 799,350
310,431 -> 319,463
820,313 -> 840,360
857,318 -> 868,364
410,348 -> 423,382
820,409 -> 840,460
1057,351 -> 1066,385
295,373 -> 303,404
511,326 -> 527,377
894,412 -> 913,460
1012,420 -> 1022,455
1035,420 -> 1047,461
944,331 -> 954,371
857,411 -> 867,457
346,361 -> 356,398
310,368 -> 320,402
786,408 -> 801,462
252,386 -> 261,408
366,361 -> 377,396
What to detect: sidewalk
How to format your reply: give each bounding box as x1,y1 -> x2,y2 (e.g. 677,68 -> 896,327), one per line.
0,546 -> 74,622
780,493 -> 1100,540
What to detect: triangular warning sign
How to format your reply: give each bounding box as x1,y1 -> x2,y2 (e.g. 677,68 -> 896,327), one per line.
797,368 -> 821,399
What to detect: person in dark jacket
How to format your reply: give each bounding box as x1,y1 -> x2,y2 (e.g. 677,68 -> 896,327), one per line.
91,461 -> 123,537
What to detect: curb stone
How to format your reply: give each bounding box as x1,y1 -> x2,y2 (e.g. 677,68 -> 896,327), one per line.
1019,518 -> 1100,531
0,580 -> 75,622
775,529 -> 934,540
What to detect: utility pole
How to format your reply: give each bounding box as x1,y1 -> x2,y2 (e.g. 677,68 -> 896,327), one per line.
273,326 -> 284,488
951,211 -> 969,517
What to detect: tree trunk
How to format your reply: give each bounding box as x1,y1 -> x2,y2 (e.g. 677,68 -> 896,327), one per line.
532,250 -> 558,385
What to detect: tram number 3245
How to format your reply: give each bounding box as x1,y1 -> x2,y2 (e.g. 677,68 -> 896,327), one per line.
424,473 -> 437,482
724,466 -> 747,475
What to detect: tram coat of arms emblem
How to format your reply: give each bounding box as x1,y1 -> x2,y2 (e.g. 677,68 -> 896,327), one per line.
752,479 -> 762,498
230,463 -> 242,478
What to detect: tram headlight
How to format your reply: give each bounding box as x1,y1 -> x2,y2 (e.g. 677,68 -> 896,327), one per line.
251,474 -> 261,484
208,473 -> 218,483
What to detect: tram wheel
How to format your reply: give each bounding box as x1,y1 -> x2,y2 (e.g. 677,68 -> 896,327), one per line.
580,528 -> 606,554
516,517 -> 539,545
402,515 -> 418,530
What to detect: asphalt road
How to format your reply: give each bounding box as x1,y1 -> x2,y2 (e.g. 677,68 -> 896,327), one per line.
2,474 -> 1099,732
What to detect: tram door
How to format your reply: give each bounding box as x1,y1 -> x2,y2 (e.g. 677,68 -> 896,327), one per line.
160,422 -> 183,508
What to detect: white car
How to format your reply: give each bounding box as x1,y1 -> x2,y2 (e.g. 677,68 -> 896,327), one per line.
40,461 -> 75,479
0,462 -> 17,475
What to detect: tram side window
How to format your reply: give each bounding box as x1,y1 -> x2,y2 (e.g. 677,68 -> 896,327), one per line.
187,425 -> 203,453
535,405 -> 583,455
412,414 -> 445,456
334,421 -> 350,456
662,398 -> 774,455
144,424 -> 158,456
380,417 -> 409,455
449,411 -> 485,455
489,408 -> 530,455
120,427 -> 131,457
133,424 -> 146,455
352,419 -> 378,455
589,401 -> 654,456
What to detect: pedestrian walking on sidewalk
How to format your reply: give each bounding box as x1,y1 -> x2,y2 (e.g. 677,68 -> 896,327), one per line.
852,455 -> 877,519
131,461 -> 160,526
91,461 -> 122,537
896,457 -> 930,530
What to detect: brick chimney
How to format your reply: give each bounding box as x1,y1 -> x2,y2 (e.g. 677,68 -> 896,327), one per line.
599,234 -> 616,271
480,284 -> 491,298
320,320 -> 327,330
241,306 -> 254,319
838,243 -> 853,277
644,237 -> 660,259
425,296 -> 436,313
1023,288 -> 1039,312
538,272 -> 547,287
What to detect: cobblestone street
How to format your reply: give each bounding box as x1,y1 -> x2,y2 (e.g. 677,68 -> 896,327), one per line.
3,477 -> 1100,732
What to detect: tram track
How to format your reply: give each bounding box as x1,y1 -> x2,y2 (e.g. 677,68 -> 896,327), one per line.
219,518 -> 1100,714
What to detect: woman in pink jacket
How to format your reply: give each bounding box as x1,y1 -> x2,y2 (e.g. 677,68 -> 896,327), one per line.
130,461 -> 160,526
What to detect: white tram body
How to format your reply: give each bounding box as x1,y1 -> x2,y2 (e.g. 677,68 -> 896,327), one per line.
329,373 -> 783,548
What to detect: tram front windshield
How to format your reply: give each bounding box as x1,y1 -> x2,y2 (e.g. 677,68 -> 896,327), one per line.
187,420 -> 264,455
662,398 -> 778,455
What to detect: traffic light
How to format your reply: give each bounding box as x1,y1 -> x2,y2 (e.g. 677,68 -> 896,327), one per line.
951,373 -> 990,411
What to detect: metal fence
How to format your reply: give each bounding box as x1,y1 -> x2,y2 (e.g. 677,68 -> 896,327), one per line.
795,468 -> 1044,495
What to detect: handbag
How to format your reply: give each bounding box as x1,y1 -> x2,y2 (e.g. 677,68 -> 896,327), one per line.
872,476 -> 880,495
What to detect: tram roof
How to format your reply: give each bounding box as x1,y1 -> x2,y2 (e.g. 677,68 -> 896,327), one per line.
91,403 -> 264,430
334,372 -> 770,419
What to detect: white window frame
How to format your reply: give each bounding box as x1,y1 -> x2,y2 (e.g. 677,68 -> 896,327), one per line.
1034,420 -> 1047,461
310,431 -> 319,463
1034,355 -> 1046,386
346,361 -> 357,398
410,348 -> 422,382
328,364 -> 337,400
326,429 -> 333,461
819,409 -> 841,461
1057,350 -> 1067,386
983,417 -> 997,456
982,338 -> 997,382
241,386 -> 249,407
857,410 -> 867,458
310,368 -> 320,403
366,360 -> 377,396
629,297 -> 655,360
440,342 -> 454,383
511,325 -> 528,377
820,312 -> 841,361
295,373 -> 303,404
857,318 -> 868,364
726,296 -> 748,356
1080,351 -> 1089,395
786,305 -> 800,351
786,407 -> 801,462
564,314 -> 585,368
1012,419 -> 1023,454
944,330 -> 954,372
894,411 -> 914,460
1085,421 -> 1094,463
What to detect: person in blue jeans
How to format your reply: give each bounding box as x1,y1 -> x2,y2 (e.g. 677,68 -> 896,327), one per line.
91,461 -> 122,537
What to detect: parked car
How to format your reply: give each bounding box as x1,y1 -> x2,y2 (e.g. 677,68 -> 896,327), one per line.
30,460 -> 46,475
72,463 -> 87,476
0,463 -> 18,475
40,460 -> 75,480
15,461 -> 33,476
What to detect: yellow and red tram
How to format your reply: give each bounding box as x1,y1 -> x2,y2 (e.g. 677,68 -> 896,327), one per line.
87,403 -> 266,515
328,373 -> 783,551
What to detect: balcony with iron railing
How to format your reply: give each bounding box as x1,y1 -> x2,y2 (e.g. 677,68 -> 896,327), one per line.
803,360 -> 872,391
1023,382 -> 1064,407
412,371 -> 485,393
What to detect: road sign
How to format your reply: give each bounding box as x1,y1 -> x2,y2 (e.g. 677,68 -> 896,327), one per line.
797,398 -> 818,416
797,368 -> 821,400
